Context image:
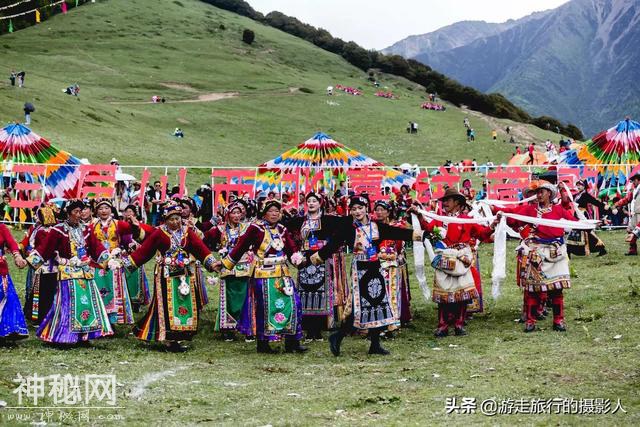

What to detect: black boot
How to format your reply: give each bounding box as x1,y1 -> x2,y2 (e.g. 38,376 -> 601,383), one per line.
284,338 -> 308,353
165,341 -> 188,352
257,340 -> 278,354
328,331 -> 344,357
368,331 -> 390,355
454,327 -> 467,336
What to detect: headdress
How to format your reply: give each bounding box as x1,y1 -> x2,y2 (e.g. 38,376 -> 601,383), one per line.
349,194 -> 369,209
64,199 -> 86,214
162,201 -> 183,219
260,199 -> 281,217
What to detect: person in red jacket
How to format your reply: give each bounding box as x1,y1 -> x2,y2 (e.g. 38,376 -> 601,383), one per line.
416,188 -> 494,338
495,182 -> 577,332
124,201 -> 216,352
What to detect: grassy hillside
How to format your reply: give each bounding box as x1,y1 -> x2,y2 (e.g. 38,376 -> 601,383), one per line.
0,0 -> 562,179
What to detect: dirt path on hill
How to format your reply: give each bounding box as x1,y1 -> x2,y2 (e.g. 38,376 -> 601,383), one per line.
108,92 -> 239,105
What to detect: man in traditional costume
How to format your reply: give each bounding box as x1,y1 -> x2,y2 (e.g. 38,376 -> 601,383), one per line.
496,183 -> 577,332
310,195 -> 422,356
215,200 -> 308,354
416,189 -> 494,338
27,200 -> 114,346
124,202 -> 216,352
203,200 -> 253,341
284,192 -> 348,341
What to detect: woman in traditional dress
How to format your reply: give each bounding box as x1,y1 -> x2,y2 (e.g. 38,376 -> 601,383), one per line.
178,198 -> 209,312
0,222 -> 29,344
90,199 -> 144,326
124,202 -> 216,352
27,200 -> 114,346
215,200 -> 307,354
310,195 -> 422,356
495,182 -> 577,332
416,188 -> 494,338
373,200 -> 412,335
21,204 -> 58,325
121,205 -> 152,313
203,200 -> 253,341
284,192 -> 348,341
561,180 -> 607,257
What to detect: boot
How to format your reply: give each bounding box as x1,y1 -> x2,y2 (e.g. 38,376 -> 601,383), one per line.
434,328 -> 449,338
328,331 -> 344,357
454,327 -> 467,336
368,331 -> 390,355
284,338 -> 308,353
165,341 -> 188,352
256,340 -> 278,354
553,323 -> 567,332
524,323 -> 536,333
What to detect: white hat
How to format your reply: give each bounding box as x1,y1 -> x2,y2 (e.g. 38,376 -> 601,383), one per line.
110,158 -> 119,164
536,182 -> 557,199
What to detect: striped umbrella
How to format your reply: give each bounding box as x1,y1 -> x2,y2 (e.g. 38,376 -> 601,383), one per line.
254,132 -> 415,193
0,123 -> 82,198
577,118 -> 640,174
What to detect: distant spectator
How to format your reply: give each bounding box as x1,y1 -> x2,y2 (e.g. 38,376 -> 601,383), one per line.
9,71 -> 16,86
23,102 -> 35,125
491,129 -> 497,141
526,143 -> 535,165
505,125 -> 511,134
17,71 -> 25,87
174,128 -> 184,138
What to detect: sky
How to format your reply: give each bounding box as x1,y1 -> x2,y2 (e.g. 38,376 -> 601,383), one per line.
248,0 -> 571,49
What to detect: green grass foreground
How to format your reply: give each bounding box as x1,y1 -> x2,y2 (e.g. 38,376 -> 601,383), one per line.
0,231 -> 638,425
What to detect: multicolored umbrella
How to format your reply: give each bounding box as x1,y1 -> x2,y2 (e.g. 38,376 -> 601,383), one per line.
255,132 -> 415,192
578,118 -> 640,173
0,123 -> 82,198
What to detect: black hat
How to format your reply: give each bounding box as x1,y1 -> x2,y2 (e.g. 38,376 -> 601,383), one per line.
349,195 -> 369,209
65,199 -> 86,214
260,199 -> 282,216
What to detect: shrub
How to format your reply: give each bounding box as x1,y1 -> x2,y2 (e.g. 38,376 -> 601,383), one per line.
242,29 -> 255,45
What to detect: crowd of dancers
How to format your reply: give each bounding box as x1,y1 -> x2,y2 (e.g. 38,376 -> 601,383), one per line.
0,173 -> 631,355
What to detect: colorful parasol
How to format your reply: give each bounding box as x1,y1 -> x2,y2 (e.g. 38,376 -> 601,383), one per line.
577,118 -> 640,173
255,132 -> 415,192
0,123 -> 83,198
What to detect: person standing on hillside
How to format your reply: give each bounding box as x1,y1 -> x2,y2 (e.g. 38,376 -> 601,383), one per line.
9,71 -> 16,87
526,143 -> 535,164
23,103 -> 35,125
491,129 -> 497,141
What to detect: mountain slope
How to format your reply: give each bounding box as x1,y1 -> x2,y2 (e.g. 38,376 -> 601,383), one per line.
382,11 -> 551,61
0,0 -> 562,175
406,0 -> 640,136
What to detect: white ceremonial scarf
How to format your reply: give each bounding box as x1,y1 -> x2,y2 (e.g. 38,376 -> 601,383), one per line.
415,207 -> 598,300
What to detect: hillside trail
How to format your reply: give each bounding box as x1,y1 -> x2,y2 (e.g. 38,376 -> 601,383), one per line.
106,83 -> 303,105
461,106 -> 543,147
108,91 -> 239,105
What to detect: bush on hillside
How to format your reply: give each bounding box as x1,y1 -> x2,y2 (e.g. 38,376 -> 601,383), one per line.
242,29 -> 255,45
